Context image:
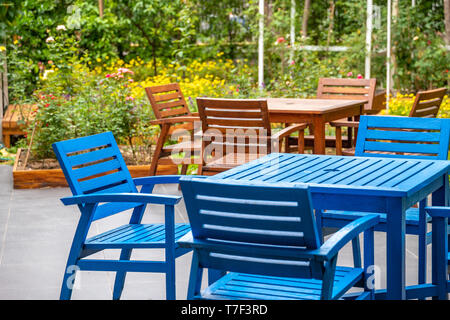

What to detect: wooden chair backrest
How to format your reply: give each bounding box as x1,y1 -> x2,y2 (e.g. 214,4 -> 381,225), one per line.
145,83 -> 191,120
196,98 -> 272,162
52,132 -> 140,221
317,78 -> 377,113
355,115 -> 450,160
409,88 -> 447,118
180,176 -> 321,278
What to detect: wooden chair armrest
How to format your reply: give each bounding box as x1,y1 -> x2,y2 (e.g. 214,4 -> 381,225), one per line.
272,123 -> 308,141
329,120 -> 360,128
150,116 -> 201,125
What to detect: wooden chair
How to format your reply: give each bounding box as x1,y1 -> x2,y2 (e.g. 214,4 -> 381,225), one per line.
409,87 -> 447,118
178,176 -> 379,300
333,87 -> 447,155
296,78 -> 377,153
424,206 -> 450,300
196,98 -> 307,175
145,83 -> 201,176
52,132 -> 191,300
319,115 -> 450,285
318,78 -> 377,153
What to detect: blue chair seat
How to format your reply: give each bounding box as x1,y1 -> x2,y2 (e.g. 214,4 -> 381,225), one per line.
195,267 -> 364,300
323,208 -> 430,227
85,223 -> 191,249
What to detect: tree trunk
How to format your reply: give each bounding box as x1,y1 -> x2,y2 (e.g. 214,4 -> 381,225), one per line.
391,0 -> 399,92
98,0 -> 104,18
301,0 -> 311,38
326,0 -> 335,47
444,0 -> 450,45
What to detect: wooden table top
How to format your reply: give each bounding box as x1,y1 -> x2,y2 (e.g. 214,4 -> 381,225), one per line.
267,98 -> 368,115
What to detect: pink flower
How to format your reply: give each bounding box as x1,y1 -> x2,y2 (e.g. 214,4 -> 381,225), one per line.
275,37 -> 285,44
357,74 -> 363,79
290,60 -> 295,66
117,67 -> 134,75
125,96 -> 135,101
128,79 -> 134,83
347,71 -> 353,77
105,74 -> 111,78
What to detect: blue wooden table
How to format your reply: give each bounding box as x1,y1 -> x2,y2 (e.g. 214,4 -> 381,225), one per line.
209,153 -> 450,300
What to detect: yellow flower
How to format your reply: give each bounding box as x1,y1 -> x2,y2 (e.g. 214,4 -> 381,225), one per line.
0,46 -> 5,52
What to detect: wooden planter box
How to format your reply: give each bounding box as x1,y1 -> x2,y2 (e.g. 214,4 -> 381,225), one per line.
12,148 -> 178,189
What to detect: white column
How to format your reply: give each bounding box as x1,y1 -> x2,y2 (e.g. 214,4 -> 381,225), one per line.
290,0 -> 296,62
258,0 -> 265,90
365,0 -> 373,79
386,0 -> 391,111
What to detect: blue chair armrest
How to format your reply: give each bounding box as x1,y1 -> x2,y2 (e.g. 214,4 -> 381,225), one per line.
60,193 -> 182,206
133,175 -> 183,186
314,214 -> 379,261
178,232 -> 324,261
425,206 -> 450,218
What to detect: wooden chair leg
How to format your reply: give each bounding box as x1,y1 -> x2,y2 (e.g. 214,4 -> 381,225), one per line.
335,127 -> 342,156
298,130 -> 305,154
150,124 -> 170,176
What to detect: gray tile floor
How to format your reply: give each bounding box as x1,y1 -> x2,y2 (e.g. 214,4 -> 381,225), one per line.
0,165 -> 431,300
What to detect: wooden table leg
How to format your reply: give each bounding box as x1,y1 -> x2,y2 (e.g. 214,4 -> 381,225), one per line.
312,116 -> 326,155
386,197 -> 406,300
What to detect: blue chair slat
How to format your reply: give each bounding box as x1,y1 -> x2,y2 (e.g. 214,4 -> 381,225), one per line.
322,115 -> 450,286
355,115 -> 450,160
182,178 -> 320,249
179,176 -> 378,300
52,131 -> 191,300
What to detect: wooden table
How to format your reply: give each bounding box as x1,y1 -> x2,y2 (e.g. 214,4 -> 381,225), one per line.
267,98 -> 367,154
211,153 -> 450,300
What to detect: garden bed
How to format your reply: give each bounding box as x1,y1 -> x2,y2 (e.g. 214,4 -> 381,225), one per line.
12,148 -> 178,189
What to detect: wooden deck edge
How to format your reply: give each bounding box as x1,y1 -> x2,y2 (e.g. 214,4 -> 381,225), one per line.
12,149 -> 179,189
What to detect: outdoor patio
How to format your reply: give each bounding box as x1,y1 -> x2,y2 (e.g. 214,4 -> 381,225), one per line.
0,165 -> 431,300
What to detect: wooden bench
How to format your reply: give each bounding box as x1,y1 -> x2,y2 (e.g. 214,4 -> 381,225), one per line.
2,104 -> 35,147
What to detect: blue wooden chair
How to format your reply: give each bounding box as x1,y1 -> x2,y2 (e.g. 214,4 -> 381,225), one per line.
425,206 -> 450,300
178,176 -> 379,300
320,115 -> 450,285
52,132 -> 192,300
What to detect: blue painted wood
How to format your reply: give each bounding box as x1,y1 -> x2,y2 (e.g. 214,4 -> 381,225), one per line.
426,206 -> 450,299
318,115 -> 450,288
209,152 -> 450,299
179,176 -> 378,300
52,132 -> 191,300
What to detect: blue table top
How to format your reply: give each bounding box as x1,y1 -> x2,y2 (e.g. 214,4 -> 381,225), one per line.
211,153 -> 450,198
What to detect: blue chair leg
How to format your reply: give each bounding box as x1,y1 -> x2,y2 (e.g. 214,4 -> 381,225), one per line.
418,200 -> 427,285
166,257 -> 176,300
165,205 -> 176,300
60,259 -> 79,300
60,207 -> 94,300
112,248 -> 133,300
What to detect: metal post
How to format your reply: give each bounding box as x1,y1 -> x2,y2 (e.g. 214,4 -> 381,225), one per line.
365,0 -> 373,79
386,0 -> 391,111
258,0 -> 265,90
290,0 -> 296,62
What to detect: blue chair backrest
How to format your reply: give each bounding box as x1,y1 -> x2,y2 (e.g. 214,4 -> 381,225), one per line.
180,176 -> 321,278
52,132 -> 139,221
355,115 -> 450,160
